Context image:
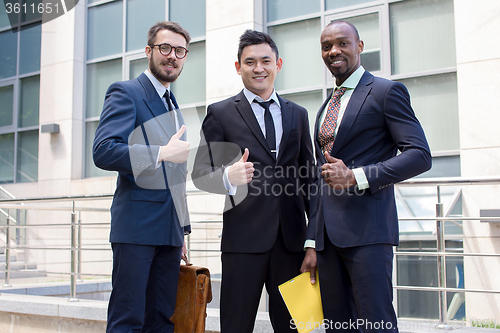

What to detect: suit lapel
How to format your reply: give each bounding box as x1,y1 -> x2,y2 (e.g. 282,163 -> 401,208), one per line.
330,72 -> 373,157
234,91 -> 275,159
276,95 -> 292,164
137,73 -> 176,139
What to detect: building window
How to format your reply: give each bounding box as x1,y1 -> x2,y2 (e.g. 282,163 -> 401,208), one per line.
266,0 -> 459,164
84,0 -> 206,178
0,7 -> 41,184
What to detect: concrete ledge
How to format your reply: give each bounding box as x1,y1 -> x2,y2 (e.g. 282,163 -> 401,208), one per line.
2,293 -> 498,333
0,293 -> 108,321
0,293 -> 107,333
0,279 -> 112,301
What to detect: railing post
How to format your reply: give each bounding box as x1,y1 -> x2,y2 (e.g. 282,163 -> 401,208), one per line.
77,211 -> 82,282
69,201 -> 78,302
4,209 -> 11,287
436,186 -> 450,329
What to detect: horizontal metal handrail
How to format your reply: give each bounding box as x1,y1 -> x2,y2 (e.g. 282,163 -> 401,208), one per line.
396,176 -> 500,187
1,175 -> 500,322
394,251 -> 500,257
394,285 -> 500,294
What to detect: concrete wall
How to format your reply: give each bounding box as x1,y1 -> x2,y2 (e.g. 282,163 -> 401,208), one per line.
454,0 -> 500,322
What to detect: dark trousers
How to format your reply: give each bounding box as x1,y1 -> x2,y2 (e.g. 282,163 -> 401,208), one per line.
220,229 -> 304,333
317,238 -> 398,333
106,243 -> 182,333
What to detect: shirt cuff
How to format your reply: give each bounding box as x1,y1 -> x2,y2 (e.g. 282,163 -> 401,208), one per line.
353,167 -> 370,190
155,147 -> 162,170
223,166 -> 238,195
304,239 -> 316,250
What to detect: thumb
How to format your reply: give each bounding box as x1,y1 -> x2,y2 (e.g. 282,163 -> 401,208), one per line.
239,148 -> 249,162
309,270 -> 317,285
325,151 -> 339,163
171,125 -> 186,140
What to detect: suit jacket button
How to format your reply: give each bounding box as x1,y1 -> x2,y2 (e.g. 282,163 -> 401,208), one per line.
168,163 -> 173,167
160,136 -> 164,142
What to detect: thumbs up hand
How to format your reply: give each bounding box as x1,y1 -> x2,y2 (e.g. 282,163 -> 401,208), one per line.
160,125 -> 191,163
228,148 -> 255,185
321,151 -> 356,188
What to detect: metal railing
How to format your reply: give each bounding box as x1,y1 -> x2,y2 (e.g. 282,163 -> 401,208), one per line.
0,177 -> 499,327
394,176 -> 500,328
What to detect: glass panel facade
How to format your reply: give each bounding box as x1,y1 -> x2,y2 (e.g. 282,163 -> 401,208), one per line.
171,41 -> 206,105
16,129 -> 38,182
87,1 -> 123,60
268,18 -> 323,91
342,13 -> 380,72
390,0 -> 456,75
326,0 -> 377,11
0,1 -> 11,28
129,57 -> 148,80
0,133 -> 14,183
267,0 -> 320,22
20,0 -> 43,23
0,29 -> 18,79
398,73 -> 459,152
170,0 -> 206,38
86,58 -> 122,118
19,75 -> 39,127
19,23 -> 41,75
280,90 -> 323,135
0,85 -> 14,127
418,155 -> 461,178
127,0 -> 165,52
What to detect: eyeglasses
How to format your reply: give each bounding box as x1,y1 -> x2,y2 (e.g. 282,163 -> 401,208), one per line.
151,43 -> 189,59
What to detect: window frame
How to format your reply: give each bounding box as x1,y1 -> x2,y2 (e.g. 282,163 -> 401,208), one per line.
0,3 -> 41,184
83,0 -> 206,178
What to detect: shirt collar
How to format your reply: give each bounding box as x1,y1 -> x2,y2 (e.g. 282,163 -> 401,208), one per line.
144,69 -> 170,98
334,66 -> 365,90
243,88 -> 281,108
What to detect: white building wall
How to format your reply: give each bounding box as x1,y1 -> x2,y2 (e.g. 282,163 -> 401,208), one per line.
455,0 -> 500,323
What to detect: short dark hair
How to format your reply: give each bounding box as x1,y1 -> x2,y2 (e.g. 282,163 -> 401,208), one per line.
147,21 -> 191,47
326,20 -> 360,41
237,29 -> 279,63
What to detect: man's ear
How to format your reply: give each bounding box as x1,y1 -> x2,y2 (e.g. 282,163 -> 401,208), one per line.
276,57 -> 283,73
145,45 -> 152,59
235,61 -> 242,75
358,40 -> 364,54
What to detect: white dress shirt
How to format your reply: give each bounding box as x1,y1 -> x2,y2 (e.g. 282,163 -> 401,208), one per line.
143,70 -> 179,169
223,88 -> 282,195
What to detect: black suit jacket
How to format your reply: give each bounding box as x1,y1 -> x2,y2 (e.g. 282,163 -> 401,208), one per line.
306,71 -> 432,250
192,90 -> 315,253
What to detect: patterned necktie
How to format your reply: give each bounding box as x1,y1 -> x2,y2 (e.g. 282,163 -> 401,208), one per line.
163,90 -> 177,127
318,87 -> 347,156
255,100 -> 276,159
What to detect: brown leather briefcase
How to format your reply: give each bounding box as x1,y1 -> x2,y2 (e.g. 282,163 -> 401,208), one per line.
171,263 -> 213,333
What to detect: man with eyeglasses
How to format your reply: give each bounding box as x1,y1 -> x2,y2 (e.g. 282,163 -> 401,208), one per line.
93,21 -> 191,333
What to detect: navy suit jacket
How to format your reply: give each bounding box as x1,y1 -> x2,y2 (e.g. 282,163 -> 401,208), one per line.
306,71 -> 431,250
192,90 -> 315,253
93,73 -> 190,247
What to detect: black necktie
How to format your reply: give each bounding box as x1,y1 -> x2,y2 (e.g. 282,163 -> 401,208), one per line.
163,90 -> 176,126
256,100 -> 276,159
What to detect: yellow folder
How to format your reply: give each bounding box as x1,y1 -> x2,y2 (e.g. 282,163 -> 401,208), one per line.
278,272 -> 324,333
